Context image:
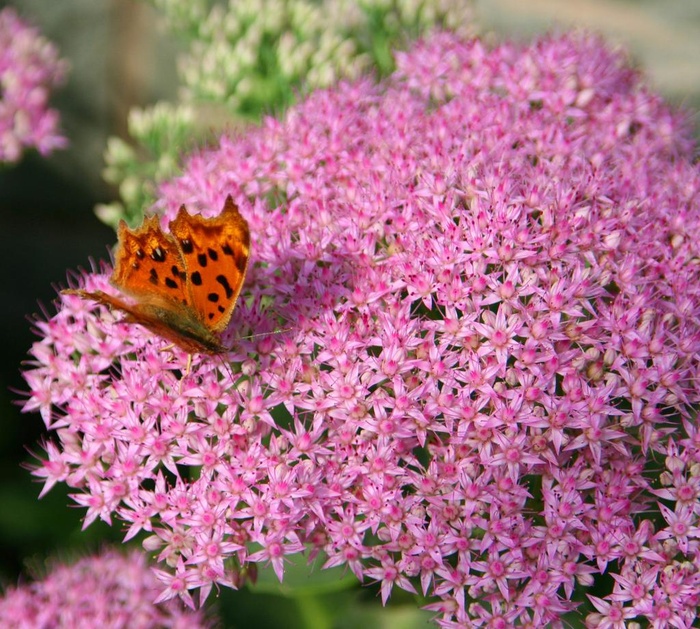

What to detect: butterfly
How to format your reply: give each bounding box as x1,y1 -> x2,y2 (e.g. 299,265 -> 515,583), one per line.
64,196 -> 250,354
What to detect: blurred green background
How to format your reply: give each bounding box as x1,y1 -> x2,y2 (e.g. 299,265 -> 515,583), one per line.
0,0 -> 697,626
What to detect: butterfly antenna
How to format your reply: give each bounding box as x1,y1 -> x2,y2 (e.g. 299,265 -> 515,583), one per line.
235,326 -> 295,343
215,354 -> 236,385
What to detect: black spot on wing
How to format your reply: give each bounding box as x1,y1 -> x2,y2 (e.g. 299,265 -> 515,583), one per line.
165,277 -> 178,290
191,271 -> 202,286
151,246 -> 166,262
217,305 -> 225,313
197,253 -> 208,268
136,249 -> 145,259
180,238 -> 193,254
208,293 -> 220,303
222,243 -> 233,256
208,248 -> 218,261
149,268 -> 158,285
234,249 -> 247,273
216,275 -> 234,299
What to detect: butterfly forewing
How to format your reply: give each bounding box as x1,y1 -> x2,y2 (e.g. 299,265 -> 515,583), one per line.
111,215 -> 189,306
169,196 -> 251,333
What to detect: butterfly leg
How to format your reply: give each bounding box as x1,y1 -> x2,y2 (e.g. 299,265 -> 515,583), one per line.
155,343 -> 192,390
171,353 -> 194,396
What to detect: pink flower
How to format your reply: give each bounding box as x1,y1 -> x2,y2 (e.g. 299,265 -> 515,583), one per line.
22,32 -> 700,626
587,595 -> 636,628
0,550 -> 210,628
0,8 -> 67,163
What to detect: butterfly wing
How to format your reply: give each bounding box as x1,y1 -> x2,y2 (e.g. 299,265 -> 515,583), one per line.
62,288 -> 225,354
111,214 -> 190,306
169,196 -> 250,333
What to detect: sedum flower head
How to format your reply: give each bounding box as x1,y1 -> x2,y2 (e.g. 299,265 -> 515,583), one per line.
23,32 -> 700,626
0,7 -> 67,164
0,550 -> 210,628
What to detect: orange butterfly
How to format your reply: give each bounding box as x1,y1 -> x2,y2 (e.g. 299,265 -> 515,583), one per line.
64,196 -> 250,354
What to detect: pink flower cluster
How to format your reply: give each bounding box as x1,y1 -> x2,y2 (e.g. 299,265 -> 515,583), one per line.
0,550 -> 210,628
23,32 -> 700,626
0,8 -> 67,163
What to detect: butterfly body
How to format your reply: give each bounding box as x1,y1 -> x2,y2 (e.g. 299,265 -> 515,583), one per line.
65,196 -> 250,354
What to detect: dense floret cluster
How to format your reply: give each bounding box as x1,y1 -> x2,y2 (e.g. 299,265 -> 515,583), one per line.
0,7 -> 66,163
23,32 -> 700,626
0,550 -> 210,628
